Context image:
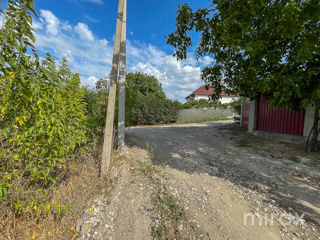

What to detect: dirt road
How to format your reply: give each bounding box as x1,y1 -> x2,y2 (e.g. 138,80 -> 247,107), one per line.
77,121 -> 320,239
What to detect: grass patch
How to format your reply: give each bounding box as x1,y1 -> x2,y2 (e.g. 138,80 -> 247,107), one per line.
136,164 -> 159,177
177,115 -> 232,124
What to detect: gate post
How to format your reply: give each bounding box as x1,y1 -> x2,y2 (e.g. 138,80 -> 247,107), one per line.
240,98 -> 244,127
248,98 -> 258,133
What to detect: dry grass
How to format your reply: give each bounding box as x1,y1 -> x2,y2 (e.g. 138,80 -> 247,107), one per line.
0,139 -> 113,240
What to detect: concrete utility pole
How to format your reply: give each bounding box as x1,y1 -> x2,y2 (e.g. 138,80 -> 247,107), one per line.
101,0 -> 125,178
118,0 -> 127,148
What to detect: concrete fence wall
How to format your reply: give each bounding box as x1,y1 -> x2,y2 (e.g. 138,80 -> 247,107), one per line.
303,105 -> 320,141
177,107 -> 235,122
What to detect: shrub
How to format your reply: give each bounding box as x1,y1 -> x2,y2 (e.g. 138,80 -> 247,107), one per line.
182,98 -> 242,112
183,99 -> 229,109
84,72 -> 183,127
0,0 -> 88,216
84,78 -> 109,131
125,73 -> 183,126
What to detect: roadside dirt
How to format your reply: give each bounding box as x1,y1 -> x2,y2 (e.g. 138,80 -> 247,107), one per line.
77,121 -> 320,239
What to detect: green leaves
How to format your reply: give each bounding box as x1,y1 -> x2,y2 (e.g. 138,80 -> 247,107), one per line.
0,182 -> 11,201
0,0 -> 88,214
125,73 -> 182,126
84,72 -> 182,128
168,0 -> 320,109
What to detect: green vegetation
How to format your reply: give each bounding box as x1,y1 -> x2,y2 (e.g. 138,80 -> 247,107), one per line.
168,1 -> 320,111
177,115 -> 231,124
0,0 -> 91,215
183,99 -> 229,109
0,1 -> 104,238
85,72 -> 183,129
0,2 -> 184,235
183,98 -> 242,113
126,72 -> 183,126
152,185 -> 186,240
136,162 -> 189,240
84,78 -> 109,131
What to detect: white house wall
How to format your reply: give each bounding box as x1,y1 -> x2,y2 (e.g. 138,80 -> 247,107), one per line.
194,95 -> 210,101
220,96 -> 239,104
193,95 -> 239,103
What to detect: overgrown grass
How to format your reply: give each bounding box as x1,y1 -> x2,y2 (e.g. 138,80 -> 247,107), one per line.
0,139 -> 106,240
177,115 -> 232,124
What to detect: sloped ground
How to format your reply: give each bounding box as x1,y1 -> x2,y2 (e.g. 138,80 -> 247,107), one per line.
77,121 -> 320,239
76,147 -> 201,239
76,147 -> 154,240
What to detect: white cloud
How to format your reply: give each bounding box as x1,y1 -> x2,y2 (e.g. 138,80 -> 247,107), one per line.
83,76 -> 99,86
61,22 -> 72,31
34,10 -> 112,85
40,10 -> 60,35
75,22 -> 94,41
128,43 -> 203,101
0,14 -> 6,30
33,9 -> 208,102
32,20 -> 43,30
199,55 -> 214,66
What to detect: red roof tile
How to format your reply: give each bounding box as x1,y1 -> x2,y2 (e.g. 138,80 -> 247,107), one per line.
186,85 -> 233,98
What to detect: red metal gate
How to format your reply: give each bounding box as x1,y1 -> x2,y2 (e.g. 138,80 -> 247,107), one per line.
256,94 -> 305,136
241,99 -> 250,129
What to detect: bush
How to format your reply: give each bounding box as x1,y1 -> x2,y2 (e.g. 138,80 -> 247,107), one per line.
229,98 -> 242,115
183,99 -> 230,109
84,73 -> 184,127
0,0 -> 88,217
84,78 -> 109,131
125,73 -> 183,126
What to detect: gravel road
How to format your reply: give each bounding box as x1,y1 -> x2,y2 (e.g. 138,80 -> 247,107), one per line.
126,121 -> 320,239
77,121 -> 320,240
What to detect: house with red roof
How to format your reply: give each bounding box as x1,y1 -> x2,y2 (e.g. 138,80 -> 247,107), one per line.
185,85 -> 238,104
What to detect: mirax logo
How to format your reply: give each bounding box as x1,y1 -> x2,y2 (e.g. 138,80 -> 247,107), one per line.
244,212 -> 305,227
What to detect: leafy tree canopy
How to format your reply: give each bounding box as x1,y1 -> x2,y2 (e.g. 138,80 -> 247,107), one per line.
126,72 -> 166,98
84,73 -> 183,127
125,73 -> 182,126
168,0 -> 320,109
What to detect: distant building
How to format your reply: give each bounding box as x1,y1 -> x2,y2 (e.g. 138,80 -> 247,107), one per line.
185,85 -> 238,104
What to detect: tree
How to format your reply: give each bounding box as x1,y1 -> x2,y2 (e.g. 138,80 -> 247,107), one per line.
168,0 -> 320,107
84,78 -> 109,131
125,73 -> 182,126
84,73 -> 182,128
168,0 -> 320,147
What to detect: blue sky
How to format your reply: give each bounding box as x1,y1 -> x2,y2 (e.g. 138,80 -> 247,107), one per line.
1,0 -> 213,102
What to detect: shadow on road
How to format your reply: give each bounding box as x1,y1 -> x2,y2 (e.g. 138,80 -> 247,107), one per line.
126,122 -> 320,225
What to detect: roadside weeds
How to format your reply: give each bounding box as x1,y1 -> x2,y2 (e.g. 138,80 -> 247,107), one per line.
0,140 -> 110,240
135,162 -> 194,239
